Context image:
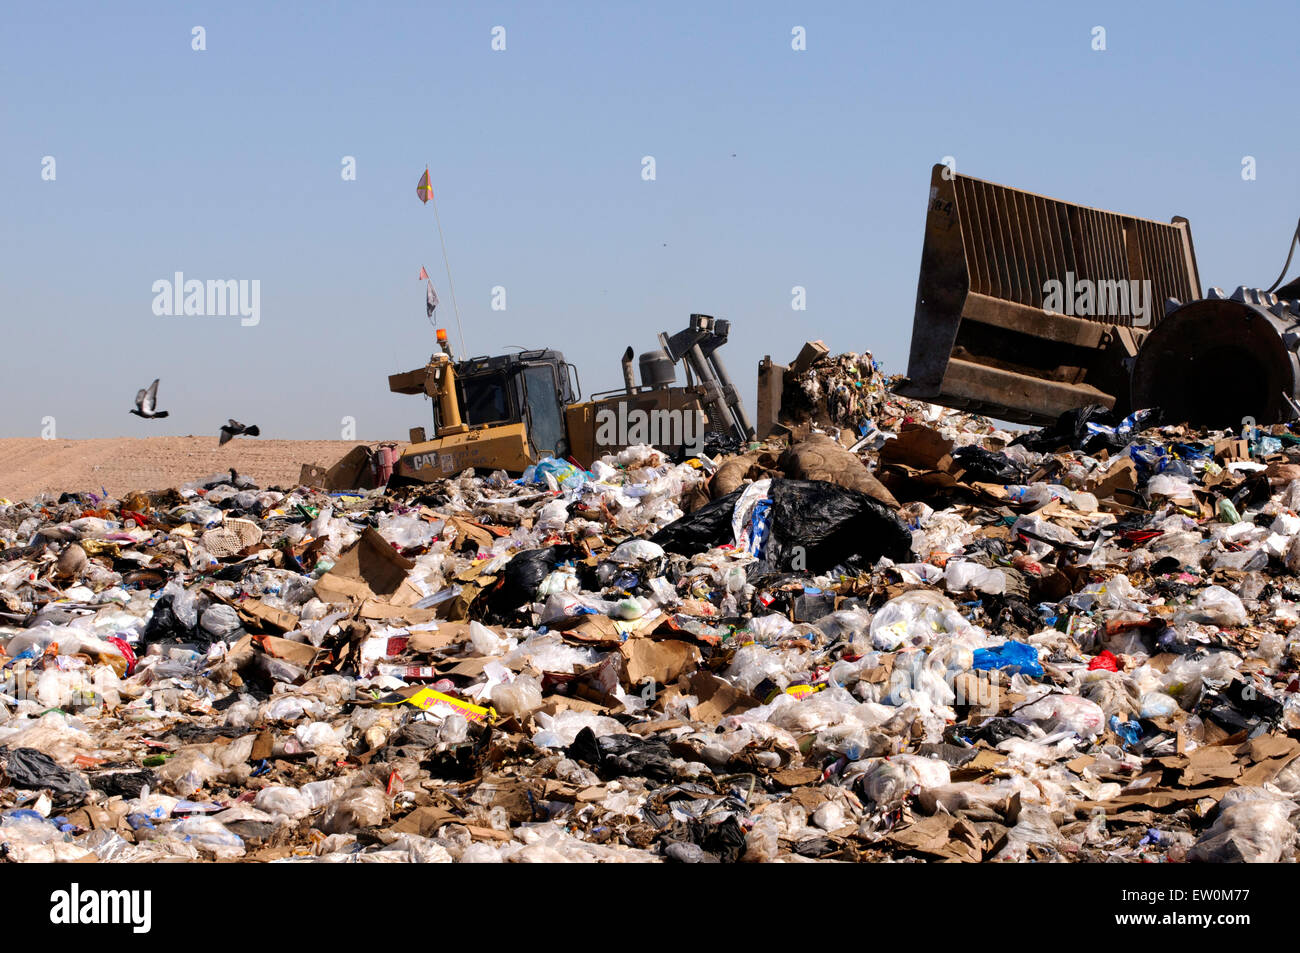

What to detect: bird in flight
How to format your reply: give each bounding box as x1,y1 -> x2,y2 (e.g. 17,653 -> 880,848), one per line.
219,420 -> 261,445
129,379 -> 169,419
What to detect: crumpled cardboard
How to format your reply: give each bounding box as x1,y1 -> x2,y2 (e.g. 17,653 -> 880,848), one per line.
885,813 -> 982,862
688,671 -> 758,721
442,515 -> 497,552
254,635 -> 320,668
620,637 -> 700,687
879,424 -> 954,471
314,528 -> 422,605
234,598 -> 298,633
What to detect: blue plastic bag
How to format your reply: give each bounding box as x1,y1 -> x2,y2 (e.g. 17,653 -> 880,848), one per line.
1110,715 -> 1141,748
1125,443 -> 1169,481
750,499 -> 773,559
526,456 -> 590,490
971,640 -> 1043,678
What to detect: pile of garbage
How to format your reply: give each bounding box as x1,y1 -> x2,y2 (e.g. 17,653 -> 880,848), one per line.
782,349 -> 892,436
5,371 -> 1300,864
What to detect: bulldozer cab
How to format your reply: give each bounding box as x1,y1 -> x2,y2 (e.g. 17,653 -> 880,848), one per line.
447,350 -> 579,459
389,314 -> 752,481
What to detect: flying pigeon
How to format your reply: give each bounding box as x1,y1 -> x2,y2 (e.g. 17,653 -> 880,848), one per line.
129,379 -> 169,419
219,420 -> 261,446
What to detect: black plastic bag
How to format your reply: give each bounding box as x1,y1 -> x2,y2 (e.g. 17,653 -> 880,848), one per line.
567,726 -> 678,781
951,445 -> 1028,484
649,489 -> 742,556
2,747 -> 90,797
90,769 -> 155,800
489,545 -> 579,619
653,480 -> 911,573
963,536 -> 1009,559
1013,405 -> 1162,455
793,590 -> 836,622
760,479 -> 912,573
140,594 -> 195,647
964,717 -> 1031,745
1011,404 -> 1115,452
702,431 -> 746,458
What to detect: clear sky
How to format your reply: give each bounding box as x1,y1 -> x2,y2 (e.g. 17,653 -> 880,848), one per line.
3,0 -> 1298,439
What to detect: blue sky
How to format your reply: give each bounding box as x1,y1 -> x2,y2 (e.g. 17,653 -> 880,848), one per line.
3,0 -> 1298,439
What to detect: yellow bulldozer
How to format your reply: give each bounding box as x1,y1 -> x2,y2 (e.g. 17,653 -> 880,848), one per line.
374,313 -> 755,485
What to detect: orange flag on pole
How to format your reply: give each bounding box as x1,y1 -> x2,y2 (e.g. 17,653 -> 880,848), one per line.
416,168 -> 433,204
418,265 -> 429,280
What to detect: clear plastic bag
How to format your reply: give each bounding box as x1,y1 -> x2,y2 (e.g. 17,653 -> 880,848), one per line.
319,786 -> 389,834
255,785 -> 313,819
531,710 -> 627,748
858,754 -> 951,807
294,721 -> 344,750
992,805 -> 1061,861
869,589 -> 980,651
155,750 -> 222,797
1189,585 -> 1248,627
490,674 -> 543,717
1159,652 -> 1239,706
1147,473 -> 1196,500
1012,692 -> 1105,737
1137,691 -> 1180,718
609,539 -> 666,564
162,817 -> 245,858
1188,789 -> 1296,863
200,604 -> 243,639
743,815 -> 780,863
377,513 -> 437,549
943,560 -> 1006,594
535,499 -> 572,534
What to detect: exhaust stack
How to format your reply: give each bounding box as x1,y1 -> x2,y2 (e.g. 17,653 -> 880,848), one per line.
620,346 -> 636,394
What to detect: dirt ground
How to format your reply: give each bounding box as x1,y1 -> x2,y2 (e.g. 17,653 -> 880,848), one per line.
0,438 -> 400,500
